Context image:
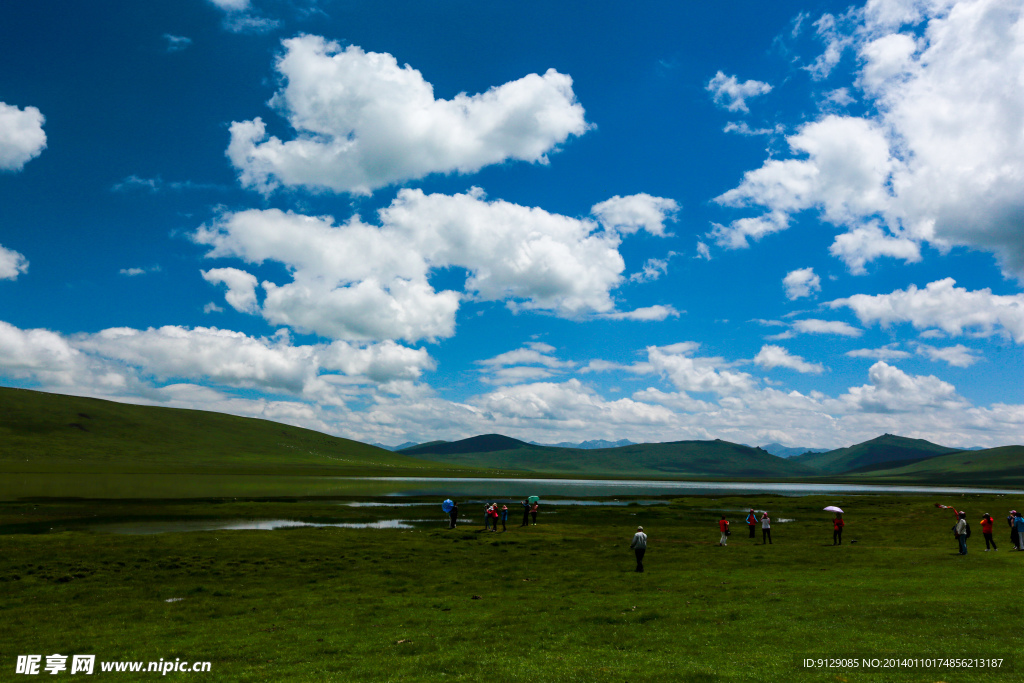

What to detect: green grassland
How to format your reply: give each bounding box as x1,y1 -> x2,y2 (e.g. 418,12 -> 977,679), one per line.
0,387 -> 476,477
2,494 -> 1021,682
853,445 -> 1024,485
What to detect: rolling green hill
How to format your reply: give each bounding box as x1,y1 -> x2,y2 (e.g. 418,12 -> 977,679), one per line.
788,434 -> 961,474
0,387 -> 469,476
400,435 -> 817,478
850,445 -> 1024,485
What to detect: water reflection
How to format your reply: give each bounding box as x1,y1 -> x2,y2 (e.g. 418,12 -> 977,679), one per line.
89,518 -> 425,534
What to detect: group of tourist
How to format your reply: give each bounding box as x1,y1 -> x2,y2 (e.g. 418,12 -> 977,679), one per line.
946,506 -> 1024,555
445,499 -> 539,530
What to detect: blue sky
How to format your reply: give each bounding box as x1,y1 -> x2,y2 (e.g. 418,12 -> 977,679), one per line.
1,0 -> 1022,448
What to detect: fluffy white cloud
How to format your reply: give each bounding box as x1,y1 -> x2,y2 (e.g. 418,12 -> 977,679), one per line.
0,102 -> 46,171
718,0 -> 1024,278
599,305 -> 680,321
830,278 -> 1024,342
706,71 -> 773,112
196,188 -> 676,341
846,343 -> 913,360
914,343 -> 981,367
477,343 -> 574,369
754,345 -> 826,373
836,361 -> 965,413
783,267 -> 821,300
202,267 -> 260,313
647,343 -> 755,395
591,194 -> 678,236
0,321 -> 80,385
208,0 -> 248,9
228,35 -> 590,195
0,244 -> 28,280
790,318 -> 863,337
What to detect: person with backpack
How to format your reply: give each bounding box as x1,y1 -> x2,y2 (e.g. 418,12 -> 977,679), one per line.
761,512 -> 772,545
980,513 -> 996,551
1009,511 -> 1019,550
1014,512 -> 1024,550
833,513 -> 844,545
745,509 -> 758,539
954,511 -> 969,554
630,526 -> 648,572
718,516 -> 730,546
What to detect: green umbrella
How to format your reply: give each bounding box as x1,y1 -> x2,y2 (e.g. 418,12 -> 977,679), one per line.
528,496 -> 540,504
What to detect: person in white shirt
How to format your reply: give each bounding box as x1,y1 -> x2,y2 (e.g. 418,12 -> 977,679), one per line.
955,512 -> 968,555
630,526 -> 648,573
761,512 -> 772,545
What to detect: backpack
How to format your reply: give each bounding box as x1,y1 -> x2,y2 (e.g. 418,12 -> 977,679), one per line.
965,521 -> 971,538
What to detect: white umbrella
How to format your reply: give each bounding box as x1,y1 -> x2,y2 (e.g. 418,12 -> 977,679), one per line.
823,506 -> 844,513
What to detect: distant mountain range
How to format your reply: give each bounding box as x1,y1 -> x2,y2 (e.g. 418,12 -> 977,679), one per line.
760,443 -> 830,458
378,438 -> 637,451
399,434 -> 818,478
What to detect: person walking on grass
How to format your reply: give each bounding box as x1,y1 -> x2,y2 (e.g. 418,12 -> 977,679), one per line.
981,513 -> 997,551
630,526 -> 648,572
718,516 -> 730,546
500,504 -> 508,532
521,499 -> 530,527
1014,512 -> 1024,550
1009,511 -> 1020,550
833,513 -> 844,545
955,511 -> 968,555
530,500 -> 539,525
488,504 -> 500,532
761,512 -> 772,545
746,508 -> 758,539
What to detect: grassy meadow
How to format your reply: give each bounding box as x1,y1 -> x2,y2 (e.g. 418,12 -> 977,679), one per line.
3,494 -> 1021,682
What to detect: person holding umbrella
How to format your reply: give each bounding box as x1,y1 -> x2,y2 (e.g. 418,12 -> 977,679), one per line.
630,526 -> 647,572
745,508 -> 758,539
443,499 -> 458,529
825,506 -> 844,545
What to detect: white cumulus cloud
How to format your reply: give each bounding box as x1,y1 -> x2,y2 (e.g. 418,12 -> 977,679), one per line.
783,267 -> 821,300
706,71 -> 773,112
228,35 -> 590,195
754,345 -> 826,373
0,102 -> 46,171
195,188 -> 677,341
716,0 -> 1024,279
0,244 -> 29,280
830,278 -> 1024,343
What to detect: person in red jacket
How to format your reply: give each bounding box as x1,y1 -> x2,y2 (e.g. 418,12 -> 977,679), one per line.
745,508 -> 758,538
980,513 -> 997,551
832,513 -> 844,545
718,516 -> 730,546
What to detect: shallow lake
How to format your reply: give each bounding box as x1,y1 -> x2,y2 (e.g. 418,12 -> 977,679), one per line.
3,473 -> 1022,500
